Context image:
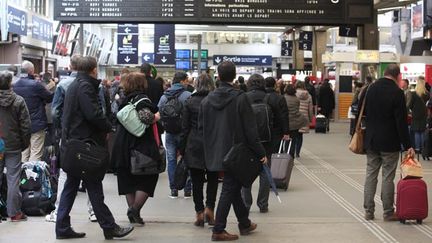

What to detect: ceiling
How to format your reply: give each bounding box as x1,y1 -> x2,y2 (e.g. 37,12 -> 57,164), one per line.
375,0 -> 421,12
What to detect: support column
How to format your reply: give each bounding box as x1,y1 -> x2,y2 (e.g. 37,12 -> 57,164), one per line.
359,10 -> 379,50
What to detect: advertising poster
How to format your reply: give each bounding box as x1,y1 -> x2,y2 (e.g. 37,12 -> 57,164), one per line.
412,2 -> 424,39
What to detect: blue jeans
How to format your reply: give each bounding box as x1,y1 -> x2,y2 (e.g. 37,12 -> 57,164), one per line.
165,133 -> 192,192
414,131 -> 424,152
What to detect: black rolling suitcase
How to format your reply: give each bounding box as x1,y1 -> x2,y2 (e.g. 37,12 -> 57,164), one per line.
315,114 -> 327,133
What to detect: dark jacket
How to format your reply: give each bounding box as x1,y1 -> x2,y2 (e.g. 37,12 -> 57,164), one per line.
199,82 -> 266,172
360,78 -> 411,152
62,72 -> 111,147
0,90 -> 31,152
179,91 -> 208,170
13,74 -> 53,133
305,82 -> 317,106
318,83 -> 335,117
146,75 -> 164,107
266,87 -> 290,137
409,91 -> 428,132
111,92 -> 160,170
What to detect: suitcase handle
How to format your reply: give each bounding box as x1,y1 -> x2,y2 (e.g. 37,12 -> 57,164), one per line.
278,139 -> 292,154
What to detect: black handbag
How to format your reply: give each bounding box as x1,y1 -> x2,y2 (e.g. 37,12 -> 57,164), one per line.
61,139 -> 109,179
130,149 -> 165,175
222,96 -> 262,188
174,158 -> 188,190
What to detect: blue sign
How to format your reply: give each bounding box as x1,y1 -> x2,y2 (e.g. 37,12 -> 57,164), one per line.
176,60 -> 190,70
141,53 -> 154,64
117,24 -> 139,65
176,49 -> 191,59
193,61 -> 208,70
213,55 -> 272,66
32,15 -> 53,42
154,24 -> 175,65
7,5 -> 27,36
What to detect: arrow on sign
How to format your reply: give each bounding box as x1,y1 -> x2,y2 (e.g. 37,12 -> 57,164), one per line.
214,57 -> 222,64
125,27 -> 131,33
144,55 -> 151,62
124,56 -> 131,63
161,56 -> 167,63
262,58 -> 267,64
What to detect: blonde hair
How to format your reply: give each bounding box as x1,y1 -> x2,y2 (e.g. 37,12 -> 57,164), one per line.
415,76 -> 427,98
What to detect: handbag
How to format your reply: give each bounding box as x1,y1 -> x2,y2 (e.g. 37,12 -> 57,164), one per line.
61,139 -> 109,179
222,96 -> 262,188
309,115 -> 316,129
116,98 -> 149,137
349,86 -> 370,155
129,123 -> 166,175
174,158 -> 188,190
401,149 -> 423,179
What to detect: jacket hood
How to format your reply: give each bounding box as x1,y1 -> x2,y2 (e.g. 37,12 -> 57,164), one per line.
164,83 -> 185,97
0,90 -> 16,107
206,82 -> 239,110
296,89 -> 310,100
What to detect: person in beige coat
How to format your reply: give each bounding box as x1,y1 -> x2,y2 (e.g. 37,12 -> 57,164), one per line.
295,82 -> 313,157
284,84 -> 308,157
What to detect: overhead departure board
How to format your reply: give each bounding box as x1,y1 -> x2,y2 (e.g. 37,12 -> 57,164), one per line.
55,0 -> 373,25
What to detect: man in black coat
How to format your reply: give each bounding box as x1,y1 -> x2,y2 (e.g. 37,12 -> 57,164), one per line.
56,56 -> 133,240
318,79 -> 335,131
359,64 -> 413,221
200,61 -> 267,241
140,63 -> 164,106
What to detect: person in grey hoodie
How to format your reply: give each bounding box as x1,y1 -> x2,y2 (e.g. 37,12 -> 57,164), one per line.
0,71 -> 31,222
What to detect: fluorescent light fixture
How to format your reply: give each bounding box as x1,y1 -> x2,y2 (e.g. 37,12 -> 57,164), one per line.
226,26 -> 286,29
378,6 -> 405,12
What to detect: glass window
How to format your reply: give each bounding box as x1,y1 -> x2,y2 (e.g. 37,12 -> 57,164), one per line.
252,33 -> 266,44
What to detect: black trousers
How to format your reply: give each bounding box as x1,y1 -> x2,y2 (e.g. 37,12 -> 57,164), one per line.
55,174 -> 116,235
189,168 -> 218,212
213,172 -> 251,233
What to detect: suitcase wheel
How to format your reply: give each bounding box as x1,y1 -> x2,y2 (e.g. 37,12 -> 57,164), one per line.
400,220 -> 406,224
417,219 -> 423,224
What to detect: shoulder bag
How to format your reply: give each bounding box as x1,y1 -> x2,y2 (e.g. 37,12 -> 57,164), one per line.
117,97 -> 149,137
348,86 -> 370,155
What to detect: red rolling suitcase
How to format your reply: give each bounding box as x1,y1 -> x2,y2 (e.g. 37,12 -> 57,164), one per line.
396,179 -> 428,224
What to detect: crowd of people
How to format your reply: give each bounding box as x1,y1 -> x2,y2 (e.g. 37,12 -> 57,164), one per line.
0,56 -> 337,241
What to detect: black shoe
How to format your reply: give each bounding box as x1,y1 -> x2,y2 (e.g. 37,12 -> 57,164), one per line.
169,189 -> 178,199
56,229 -> 86,239
103,225 -> 134,240
259,208 -> 269,213
127,207 -> 145,225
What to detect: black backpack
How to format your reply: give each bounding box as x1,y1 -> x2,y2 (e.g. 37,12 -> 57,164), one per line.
160,92 -> 183,134
249,94 -> 273,143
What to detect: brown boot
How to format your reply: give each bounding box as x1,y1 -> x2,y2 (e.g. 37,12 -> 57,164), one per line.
211,230 -> 239,241
205,207 -> 215,226
194,211 -> 204,227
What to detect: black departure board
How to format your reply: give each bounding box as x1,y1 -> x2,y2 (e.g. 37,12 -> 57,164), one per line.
54,0 -> 373,25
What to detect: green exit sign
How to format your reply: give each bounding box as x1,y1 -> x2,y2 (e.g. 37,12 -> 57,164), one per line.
193,50 -> 208,59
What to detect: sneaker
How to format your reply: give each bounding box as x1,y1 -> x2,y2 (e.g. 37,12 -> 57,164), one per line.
383,212 -> 399,222
169,189 -> 178,199
364,212 -> 374,221
11,212 -> 28,222
45,211 -> 57,222
184,191 -> 192,199
89,213 -> 97,222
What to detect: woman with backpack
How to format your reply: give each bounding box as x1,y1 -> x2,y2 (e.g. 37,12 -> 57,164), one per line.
284,84 -> 308,157
179,74 -> 218,227
111,72 -> 161,226
295,82 -> 313,158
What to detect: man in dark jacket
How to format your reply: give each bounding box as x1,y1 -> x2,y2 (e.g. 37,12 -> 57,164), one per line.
140,63 -> 164,106
0,71 -> 31,222
304,77 -> 316,110
158,72 -> 192,198
13,60 -> 54,162
200,61 -> 267,241
360,64 -> 413,221
318,79 -> 335,131
55,56 -> 133,240
241,75 -> 289,214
